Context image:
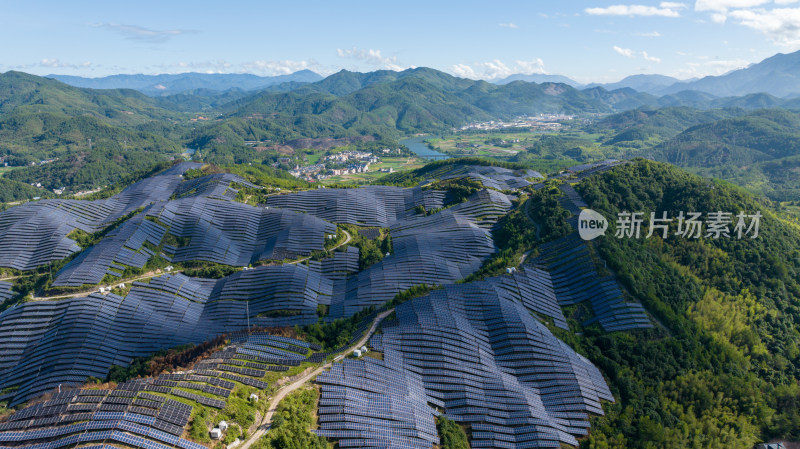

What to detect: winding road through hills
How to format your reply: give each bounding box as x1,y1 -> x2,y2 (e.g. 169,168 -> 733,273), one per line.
238,307 -> 394,449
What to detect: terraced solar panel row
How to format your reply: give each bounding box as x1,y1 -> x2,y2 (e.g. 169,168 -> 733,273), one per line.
171,172 -> 258,201
264,185 -> 446,227
53,209 -> 167,287
534,234 -> 652,332
0,162 -> 201,271
426,164 -> 542,191
365,274 -> 615,448
149,196 -> 336,267
0,282 -> 13,304
314,356 -> 440,449
329,189 -> 511,317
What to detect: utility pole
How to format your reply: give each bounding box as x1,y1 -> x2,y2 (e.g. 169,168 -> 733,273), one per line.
246,301 -> 251,335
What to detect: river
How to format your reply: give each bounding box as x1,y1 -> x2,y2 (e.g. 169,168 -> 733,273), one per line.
399,136 -> 449,160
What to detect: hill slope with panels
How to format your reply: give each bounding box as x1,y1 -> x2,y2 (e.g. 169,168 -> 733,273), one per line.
529,182 -> 652,332
319,270 -> 613,448
427,164 -> 543,191
314,355 -> 441,448
0,264 -> 333,406
0,162 -> 201,271
263,185 -> 446,227
0,332 -> 324,449
53,206 -> 168,287
329,189 -> 512,317
148,196 -> 336,266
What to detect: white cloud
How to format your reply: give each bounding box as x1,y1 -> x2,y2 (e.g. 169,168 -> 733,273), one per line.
694,0 -> 769,12
336,47 -> 405,71
451,64 -> 478,79
450,58 -> 546,80
239,60 -> 319,75
613,46 -> 662,62
711,12 -> 728,22
642,51 -> 662,62
727,7 -> 800,45
613,46 -> 636,57
37,59 -> 92,69
672,57 -> 749,78
586,3 -> 685,17
637,30 -> 663,36
91,22 -> 198,43
499,22 -> 519,28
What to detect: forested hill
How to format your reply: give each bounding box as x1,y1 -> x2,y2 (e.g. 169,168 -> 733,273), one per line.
565,160 -> 800,448
220,73 -> 614,136
0,71 -> 182,126
654,109 -> 800,201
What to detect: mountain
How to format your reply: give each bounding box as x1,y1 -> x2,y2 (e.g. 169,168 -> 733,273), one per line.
581,86 -> 660,110
0,71 -> 181,126
591,106 -> 746,143
662,50 -> 800,97
47,70 -> 323,96
218,72 -> 613,135
494,73 -> 582,87
655,108 -> 800,200
574,160 -> 800,447
290,67 -> 480,96
588,74 -> 683,95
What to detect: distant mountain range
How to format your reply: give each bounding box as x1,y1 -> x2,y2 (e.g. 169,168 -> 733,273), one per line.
44,49 -> 800,100
47,70 -> 323,96
492,50 -> 800,98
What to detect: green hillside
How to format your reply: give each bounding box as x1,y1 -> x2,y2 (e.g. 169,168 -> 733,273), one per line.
655,109 -> 800,201
0,71 -> 183,126
564,160 -> 800,448
0,111 -> 182,191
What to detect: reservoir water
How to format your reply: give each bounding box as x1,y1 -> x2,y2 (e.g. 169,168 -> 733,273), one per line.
399,136 -> 449,160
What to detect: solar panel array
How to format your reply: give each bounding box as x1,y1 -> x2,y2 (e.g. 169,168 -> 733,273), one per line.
264,186 -> 446,227
0,330 -> 301,449
150,196 -> 336,266
329,189 -> 511,317
314,355 -> 441,448
528,183 -> 652,332
171,172 -> 259,201
0,282 -> 13,304
0,385 -> 207,449
364,275 -> 614,448
317,246 -> 360,280
566,159 -> 624,179
52,208 -> 167,287
426,164 -> 543,191
533,234 -> 652,332
0,162 -> 200,271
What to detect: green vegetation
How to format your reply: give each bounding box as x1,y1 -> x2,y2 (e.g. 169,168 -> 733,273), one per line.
106,335 -> 226,383
301,306 -> 377,351
0,178 -> 50,203
437,416 -> 471,449
255,388 -> 329,449
562,160 -> 800,448
220,386 -> 261,430
180,261 -> 241,279
188,407 -> 213,443
339,225 -> 393,270
460,194 -> 540,283
378,157 -> 528,187
654,109 -> 800,201
525,181 -> 573,241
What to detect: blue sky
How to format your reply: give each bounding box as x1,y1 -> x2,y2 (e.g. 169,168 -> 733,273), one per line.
2,0 -> 800,83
